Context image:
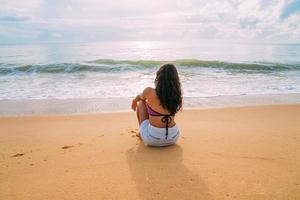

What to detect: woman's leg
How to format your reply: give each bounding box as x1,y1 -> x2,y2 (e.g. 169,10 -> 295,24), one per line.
136,100 -> 149,125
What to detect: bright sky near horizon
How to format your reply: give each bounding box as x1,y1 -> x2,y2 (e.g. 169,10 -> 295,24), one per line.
0,0 -> 300,43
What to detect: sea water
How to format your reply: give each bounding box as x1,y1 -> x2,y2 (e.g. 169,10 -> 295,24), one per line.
0,41 -> 300,115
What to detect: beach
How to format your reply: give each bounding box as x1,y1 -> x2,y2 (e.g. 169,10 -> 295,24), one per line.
1,104 -> 300,200
1,40 -> 300,200
2,0 -> 300,199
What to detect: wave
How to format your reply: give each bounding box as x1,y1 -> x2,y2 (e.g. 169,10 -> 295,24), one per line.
1,59 -> 300,75
91,59 -> 300,70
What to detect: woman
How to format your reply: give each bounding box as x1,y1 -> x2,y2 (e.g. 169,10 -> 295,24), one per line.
131,63 -> 182,147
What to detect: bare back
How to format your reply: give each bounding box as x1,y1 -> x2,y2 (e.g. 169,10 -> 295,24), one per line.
144,87 -> 176,128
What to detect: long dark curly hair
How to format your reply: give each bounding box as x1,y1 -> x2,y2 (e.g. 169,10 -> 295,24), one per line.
155,63 -> 182,115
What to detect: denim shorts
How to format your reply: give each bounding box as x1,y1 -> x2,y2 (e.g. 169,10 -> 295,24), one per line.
139,119 -> 180,147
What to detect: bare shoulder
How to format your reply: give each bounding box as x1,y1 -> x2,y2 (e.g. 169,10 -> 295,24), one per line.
142,87 -> 156,99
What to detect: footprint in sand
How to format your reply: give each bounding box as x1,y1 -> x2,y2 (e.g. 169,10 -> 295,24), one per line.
11,148 -> 41,158
126,128 -> 138,132
126,128 -> 140,138
61,145 -> 74,149
11,153 -> 25,158
62,142 -> 85,150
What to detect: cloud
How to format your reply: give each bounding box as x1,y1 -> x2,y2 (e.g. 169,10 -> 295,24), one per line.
0,0 -> 299,43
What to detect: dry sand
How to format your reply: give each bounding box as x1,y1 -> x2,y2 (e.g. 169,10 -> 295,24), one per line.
0,105 -> 300,200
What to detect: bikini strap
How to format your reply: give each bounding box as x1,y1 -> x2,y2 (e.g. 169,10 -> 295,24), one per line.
161,115 -> 172,139
146,102 -> 164,116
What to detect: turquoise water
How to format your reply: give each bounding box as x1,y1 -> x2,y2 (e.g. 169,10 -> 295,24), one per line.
0,41 -> 300,100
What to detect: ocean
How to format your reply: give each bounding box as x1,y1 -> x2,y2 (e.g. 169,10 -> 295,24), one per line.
0,41 -> 300,115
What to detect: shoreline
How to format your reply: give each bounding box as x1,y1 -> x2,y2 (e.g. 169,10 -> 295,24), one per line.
1,93 -> 300,116
1,104 -> 299,199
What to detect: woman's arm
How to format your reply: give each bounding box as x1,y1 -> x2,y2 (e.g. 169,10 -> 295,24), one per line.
131,93 -> 145,111
135,93 -> 146,102
131,87 -> 152,111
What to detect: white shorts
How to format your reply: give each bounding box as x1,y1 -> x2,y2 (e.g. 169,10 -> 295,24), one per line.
139,119 -> 180,147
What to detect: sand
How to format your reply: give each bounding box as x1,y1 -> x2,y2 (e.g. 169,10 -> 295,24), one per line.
0,105 -> 300,200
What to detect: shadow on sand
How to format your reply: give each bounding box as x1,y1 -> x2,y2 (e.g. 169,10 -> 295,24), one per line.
126,144 -> 212,200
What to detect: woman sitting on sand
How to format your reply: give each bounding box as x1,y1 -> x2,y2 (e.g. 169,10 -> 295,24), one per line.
131,63 -> 182,147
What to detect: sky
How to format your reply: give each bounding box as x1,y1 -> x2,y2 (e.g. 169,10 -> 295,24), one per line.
0,0 -> 300,43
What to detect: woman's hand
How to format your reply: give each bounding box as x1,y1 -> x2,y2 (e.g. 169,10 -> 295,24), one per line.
131,93 -> 146,111
131,98 -> 138,111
